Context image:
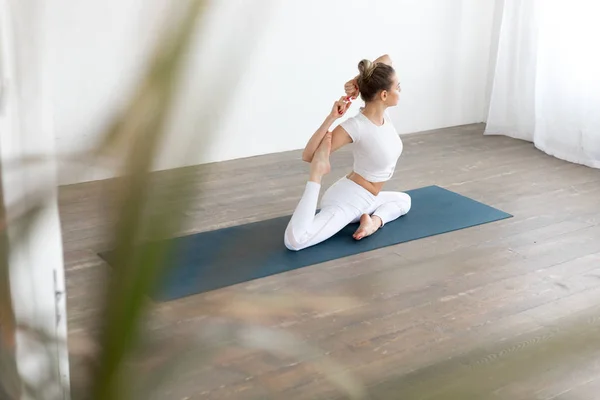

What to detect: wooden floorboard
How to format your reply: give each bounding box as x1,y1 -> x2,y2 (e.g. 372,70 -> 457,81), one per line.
58,123 -> 600,399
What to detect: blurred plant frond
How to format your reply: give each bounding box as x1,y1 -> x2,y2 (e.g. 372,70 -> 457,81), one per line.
0,155 -> 20,399
1,0 -> 368,398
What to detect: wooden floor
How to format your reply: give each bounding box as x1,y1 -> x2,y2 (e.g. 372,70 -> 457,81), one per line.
59,123 -> 600,399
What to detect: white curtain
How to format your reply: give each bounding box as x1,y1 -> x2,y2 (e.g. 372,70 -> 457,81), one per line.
485,0 -> 600,169
1,0 -> 70,397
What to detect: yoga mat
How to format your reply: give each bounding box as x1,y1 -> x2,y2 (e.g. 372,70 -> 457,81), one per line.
99,185 -> 512,301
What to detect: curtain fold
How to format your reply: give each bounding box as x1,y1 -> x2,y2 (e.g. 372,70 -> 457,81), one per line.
486,0 -> 600,169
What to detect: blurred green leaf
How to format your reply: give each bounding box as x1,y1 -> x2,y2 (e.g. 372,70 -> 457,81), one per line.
89,4 -> 208,400
0,152 -> 21,400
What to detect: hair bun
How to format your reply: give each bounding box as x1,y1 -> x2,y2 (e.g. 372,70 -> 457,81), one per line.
358,59 -> 375,80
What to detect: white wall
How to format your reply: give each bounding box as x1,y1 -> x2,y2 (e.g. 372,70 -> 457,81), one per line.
50,0 -> 499,185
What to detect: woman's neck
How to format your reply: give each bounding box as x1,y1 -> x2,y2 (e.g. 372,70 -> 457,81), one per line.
361,102 -> 387,126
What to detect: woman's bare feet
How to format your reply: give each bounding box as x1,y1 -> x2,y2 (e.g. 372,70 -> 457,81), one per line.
309,133 -> 332,183
353,214 -> 382,240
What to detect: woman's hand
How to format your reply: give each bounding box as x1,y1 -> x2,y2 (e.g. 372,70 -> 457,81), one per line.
344,78 -> 359,99
303,98 -> 351,162
330,96 -> 352,119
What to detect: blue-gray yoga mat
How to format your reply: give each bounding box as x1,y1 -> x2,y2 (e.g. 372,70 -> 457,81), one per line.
99,185 -> 511,301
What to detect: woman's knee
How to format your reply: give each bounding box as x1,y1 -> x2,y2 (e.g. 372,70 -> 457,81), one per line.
284,223 -> 315,251
388,192 -> 411,214
283,205 -> 350,251
400,192 -> 412,213
284,225 -> 303,251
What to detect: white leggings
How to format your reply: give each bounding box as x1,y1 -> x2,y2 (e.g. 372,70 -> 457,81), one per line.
284,176 -> 411,251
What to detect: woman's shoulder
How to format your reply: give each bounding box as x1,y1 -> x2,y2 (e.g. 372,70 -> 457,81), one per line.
339,111 -> 368,143
340,110 -> 364,126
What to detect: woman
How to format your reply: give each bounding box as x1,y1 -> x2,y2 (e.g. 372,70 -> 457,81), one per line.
284,54 -> 411,251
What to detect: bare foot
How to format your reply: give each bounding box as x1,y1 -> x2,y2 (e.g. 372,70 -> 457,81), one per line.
353,214 -> 382,240
309,133 -> 332,182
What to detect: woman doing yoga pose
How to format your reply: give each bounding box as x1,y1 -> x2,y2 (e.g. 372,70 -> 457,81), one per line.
284,54 -> 411,251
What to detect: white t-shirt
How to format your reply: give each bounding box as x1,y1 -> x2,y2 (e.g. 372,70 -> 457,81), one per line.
339,110 -> 403,182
